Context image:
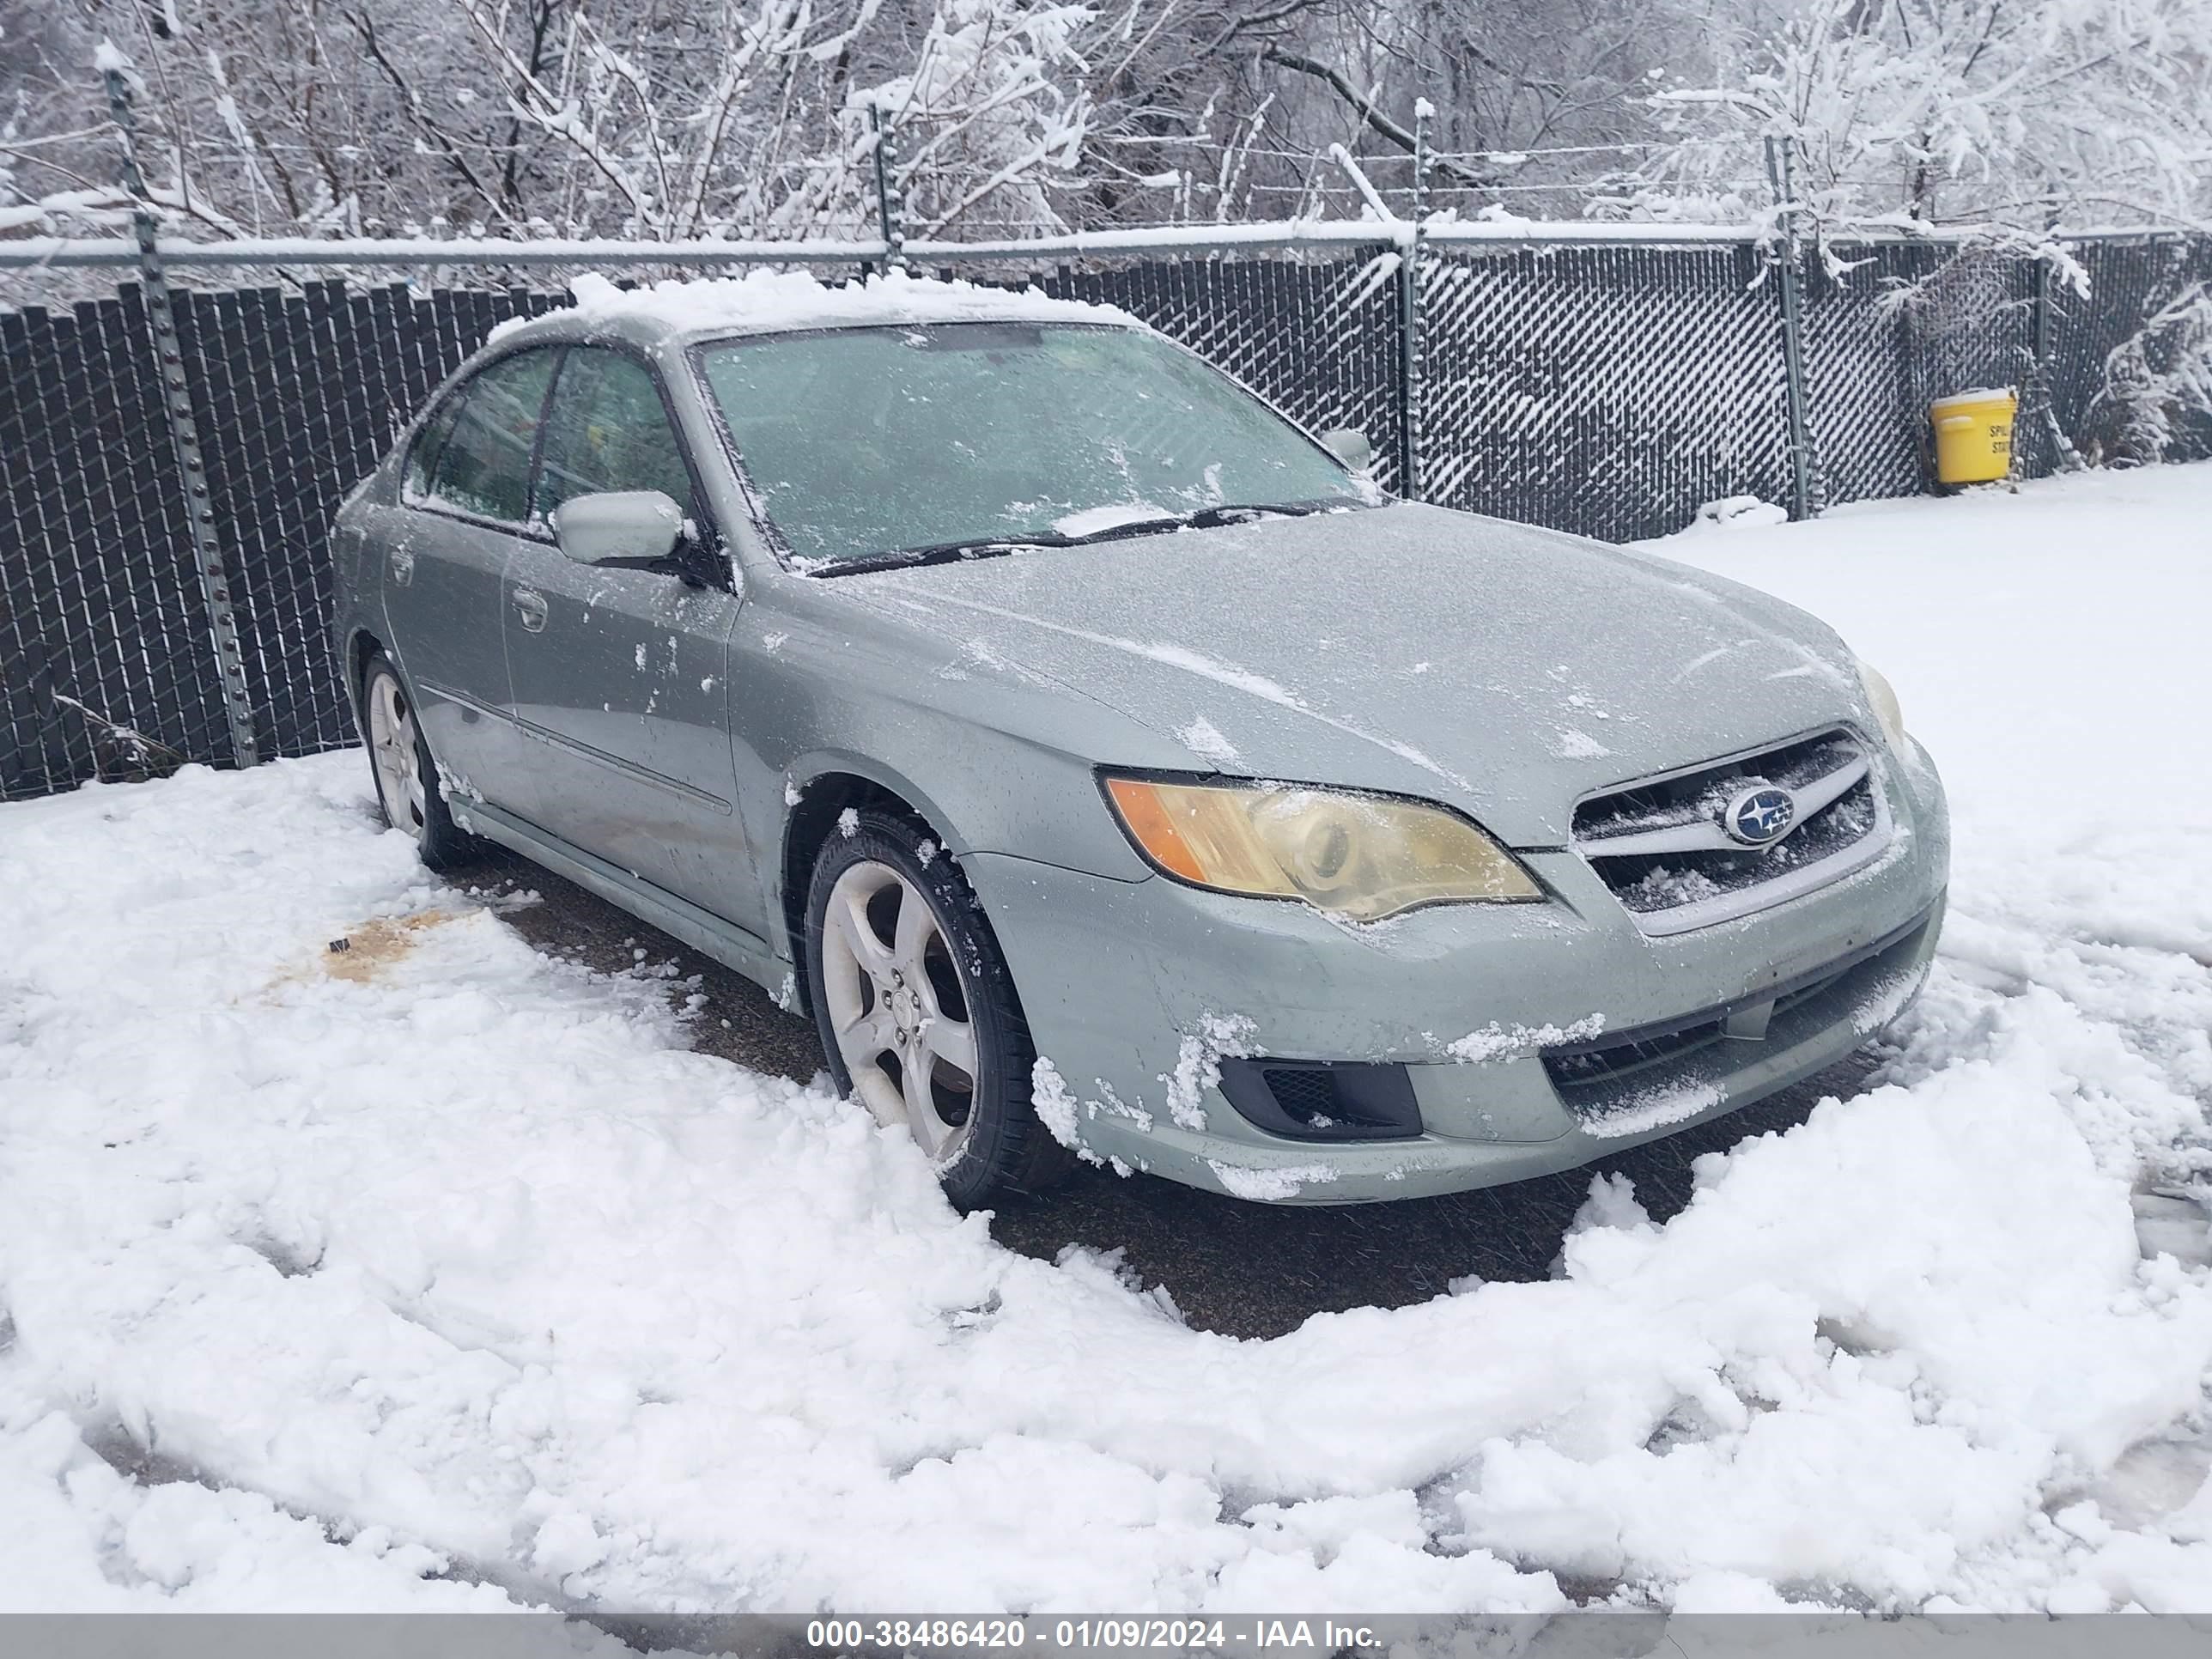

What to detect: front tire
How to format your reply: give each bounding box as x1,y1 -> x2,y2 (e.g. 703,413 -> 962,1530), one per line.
805,810 -> 1074,1208
360,652 -> 477,871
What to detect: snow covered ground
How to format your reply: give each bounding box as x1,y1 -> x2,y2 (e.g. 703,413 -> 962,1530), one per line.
3,462 -> 2210,1616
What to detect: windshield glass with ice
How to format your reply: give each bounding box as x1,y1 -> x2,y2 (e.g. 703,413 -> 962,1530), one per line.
693,322 -> 1368,569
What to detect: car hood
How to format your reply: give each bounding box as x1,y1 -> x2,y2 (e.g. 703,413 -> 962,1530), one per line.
840,502 -> 1872,847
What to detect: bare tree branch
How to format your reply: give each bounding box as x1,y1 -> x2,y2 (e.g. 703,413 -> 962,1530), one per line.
343,7 -> 520,228
1258,43 -> 1493,185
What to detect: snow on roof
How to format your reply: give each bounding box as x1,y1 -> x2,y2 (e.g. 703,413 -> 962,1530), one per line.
504,268 -> 1148,345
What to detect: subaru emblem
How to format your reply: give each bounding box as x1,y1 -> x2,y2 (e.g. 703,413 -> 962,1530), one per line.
1723,785 -> 1797,847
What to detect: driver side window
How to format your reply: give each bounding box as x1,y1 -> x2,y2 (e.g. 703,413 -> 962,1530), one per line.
534,349 -> 697,524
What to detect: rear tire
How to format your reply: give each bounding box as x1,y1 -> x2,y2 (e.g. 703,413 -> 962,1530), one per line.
360,652 -> 478,872
805,809 -> 1075,1208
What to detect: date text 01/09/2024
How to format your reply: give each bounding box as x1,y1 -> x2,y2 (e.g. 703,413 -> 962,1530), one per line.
804,1619 -> 1382,1650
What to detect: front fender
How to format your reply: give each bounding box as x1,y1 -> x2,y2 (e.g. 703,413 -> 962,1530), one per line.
766,727 -> 1153,951
726,575 -> 1239,962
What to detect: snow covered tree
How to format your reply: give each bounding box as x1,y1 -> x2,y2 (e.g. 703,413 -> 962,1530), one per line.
3,0 -> 2209,239
1629,0 -> 2212,231
0,0 -> 1113,241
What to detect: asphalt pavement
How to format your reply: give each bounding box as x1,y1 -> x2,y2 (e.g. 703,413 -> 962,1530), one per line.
464,848 -> 1882,1340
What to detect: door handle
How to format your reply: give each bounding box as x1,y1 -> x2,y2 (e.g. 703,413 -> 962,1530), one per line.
512,586 -> 548,633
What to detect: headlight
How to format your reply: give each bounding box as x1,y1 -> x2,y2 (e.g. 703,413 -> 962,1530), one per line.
1101,775 -> 1540,922
1855,659 -> 1907,750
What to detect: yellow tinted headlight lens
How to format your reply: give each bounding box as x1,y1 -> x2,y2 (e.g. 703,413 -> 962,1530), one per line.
1103,775 -> 1540,922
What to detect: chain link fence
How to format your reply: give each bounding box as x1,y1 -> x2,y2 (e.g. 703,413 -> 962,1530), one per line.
1419,242 -> 1792,540
3,229 -> 2209,801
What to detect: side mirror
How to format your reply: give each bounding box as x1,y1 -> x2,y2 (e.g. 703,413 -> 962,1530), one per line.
552,490 -> 684,566
1320,428 -> 1374,471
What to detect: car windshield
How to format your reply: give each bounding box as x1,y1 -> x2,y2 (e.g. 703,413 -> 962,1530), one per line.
692,322 -> 1370,571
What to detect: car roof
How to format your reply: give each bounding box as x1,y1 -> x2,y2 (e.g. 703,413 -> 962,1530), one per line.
483,268 -> 1148,356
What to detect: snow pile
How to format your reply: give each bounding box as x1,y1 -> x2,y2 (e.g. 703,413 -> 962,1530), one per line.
492,267 -> 1146,345
2,465 -> 2211,1613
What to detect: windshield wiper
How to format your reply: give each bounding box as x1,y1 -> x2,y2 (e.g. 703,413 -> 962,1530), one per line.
811,501 -> 1348,577
812,533 -> 1077,577
1060,500 -> 1341,544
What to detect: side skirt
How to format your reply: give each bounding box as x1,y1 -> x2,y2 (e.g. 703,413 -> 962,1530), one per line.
453,797 -> 791,999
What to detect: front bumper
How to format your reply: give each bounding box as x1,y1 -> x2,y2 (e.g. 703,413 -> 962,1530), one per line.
969,742 -> 1948,1203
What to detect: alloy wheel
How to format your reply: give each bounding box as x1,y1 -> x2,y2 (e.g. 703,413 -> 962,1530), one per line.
817,860 -> 982,1164
366,672 -> 428,835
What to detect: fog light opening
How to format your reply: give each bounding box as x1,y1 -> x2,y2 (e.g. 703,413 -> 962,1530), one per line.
1215,1059 -> 1423,1143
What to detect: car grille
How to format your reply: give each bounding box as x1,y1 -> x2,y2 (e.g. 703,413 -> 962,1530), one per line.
1544,962 -> 1852,1091
1570,727 -> 1891,934
1541,907 -> 1936,1127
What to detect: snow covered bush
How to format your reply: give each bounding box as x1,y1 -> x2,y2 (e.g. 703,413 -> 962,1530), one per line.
2087,281 -> 2212,470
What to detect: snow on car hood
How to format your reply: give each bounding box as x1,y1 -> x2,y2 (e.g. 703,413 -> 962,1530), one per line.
848,501 -> 1873,847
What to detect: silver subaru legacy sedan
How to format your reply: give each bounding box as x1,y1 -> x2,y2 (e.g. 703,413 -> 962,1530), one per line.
331,272 -> 1948,1208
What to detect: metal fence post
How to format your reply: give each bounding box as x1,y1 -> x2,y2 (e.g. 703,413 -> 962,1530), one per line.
104,62 -> 260,768
2032,246 -> 2053,368
1764,135 -> 1820,521
870,105 -> 908,273
1395,103 -> 1431,501
2027,205 -> 2085,475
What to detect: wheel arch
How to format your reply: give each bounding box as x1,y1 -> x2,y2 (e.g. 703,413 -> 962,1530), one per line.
344,628 -> 390,728
778,761 -> 964,1018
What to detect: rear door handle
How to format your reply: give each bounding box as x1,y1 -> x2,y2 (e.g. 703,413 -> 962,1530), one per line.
512,586 -> 548,633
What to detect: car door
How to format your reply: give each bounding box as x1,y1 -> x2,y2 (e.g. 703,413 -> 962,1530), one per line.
377,347 -> 558,811
501,345 -> 754,922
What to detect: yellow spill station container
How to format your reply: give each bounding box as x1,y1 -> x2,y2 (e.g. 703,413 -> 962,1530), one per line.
1930,387 -> 2018,485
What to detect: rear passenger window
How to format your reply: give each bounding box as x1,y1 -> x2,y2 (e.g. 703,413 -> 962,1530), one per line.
533,349 -> 696,521
426,349 -> 558,524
